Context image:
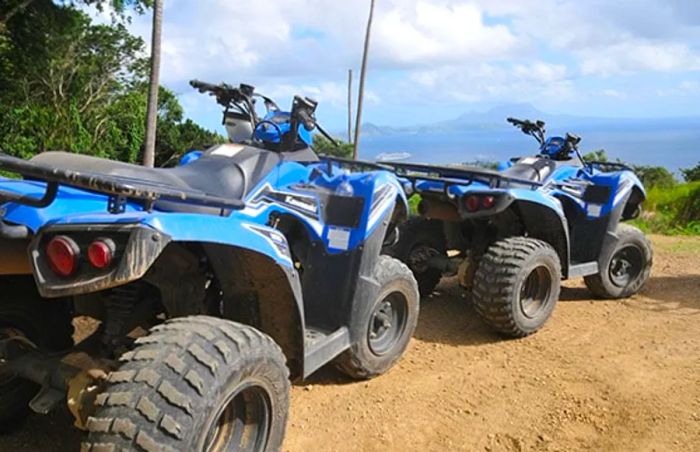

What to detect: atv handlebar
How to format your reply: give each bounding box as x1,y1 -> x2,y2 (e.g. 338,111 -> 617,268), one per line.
189,79 -> 251,107
293,96 -> 318,131
507,117 -> 546,145
190,79 -> 220,93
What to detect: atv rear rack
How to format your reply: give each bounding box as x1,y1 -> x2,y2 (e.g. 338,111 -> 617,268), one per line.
0,153 -> 245,214
381,162 -> 543,191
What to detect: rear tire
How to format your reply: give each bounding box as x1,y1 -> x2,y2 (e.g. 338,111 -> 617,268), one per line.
386,217 -> 446,296
334,256 -> 419,379
0,276 -> 73,430
83,316 -> 290,452
472,237 -> 561,338
584,224 -> 652,299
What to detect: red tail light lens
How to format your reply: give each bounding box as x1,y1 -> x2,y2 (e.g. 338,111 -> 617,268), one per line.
46,236 -> 79,277
87,239 -> 115,269
464,195 -> 480,212
482,195 -> 496,209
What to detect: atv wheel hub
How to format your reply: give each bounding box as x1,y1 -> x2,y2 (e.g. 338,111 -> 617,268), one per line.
368,293 -> 408,356
609,245 -> 643,287
519,266 -> 552,319
204,382 -> 272,452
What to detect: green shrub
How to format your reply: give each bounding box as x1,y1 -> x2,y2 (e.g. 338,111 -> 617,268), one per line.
632,182 -> 700,235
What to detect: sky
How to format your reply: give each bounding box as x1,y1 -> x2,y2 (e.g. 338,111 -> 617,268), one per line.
96,0 -> 700,133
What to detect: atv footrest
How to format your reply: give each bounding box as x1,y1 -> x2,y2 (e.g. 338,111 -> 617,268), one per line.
568,261 -> 599,278
303,326 -> 350,378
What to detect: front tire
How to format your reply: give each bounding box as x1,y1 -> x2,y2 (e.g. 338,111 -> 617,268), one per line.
386,217 -> 446,296
84,316 -> 290,452
472,237 -> 561,338
334,256 -> 419,379
584,224 -> 652,299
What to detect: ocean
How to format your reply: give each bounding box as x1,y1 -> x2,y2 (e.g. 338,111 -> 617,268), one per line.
358,123 -> 700,173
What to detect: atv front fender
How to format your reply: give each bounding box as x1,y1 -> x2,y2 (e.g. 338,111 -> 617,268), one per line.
507,189 -> 571,277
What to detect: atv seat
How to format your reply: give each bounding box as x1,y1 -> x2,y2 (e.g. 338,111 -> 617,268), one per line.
30,146 -> 283,214
503,157 -> 557,182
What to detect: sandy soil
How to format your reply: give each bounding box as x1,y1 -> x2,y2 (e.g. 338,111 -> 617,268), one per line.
1,235 -> 698,451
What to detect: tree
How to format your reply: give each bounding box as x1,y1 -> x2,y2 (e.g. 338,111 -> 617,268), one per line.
681,162 -> 700,183
631,165 -> 676,189
0,1 -> 221,165
352,0 -> 375,160
0,1 -> 148,159
583,149 -> 608,162
153,87 -> 225,166
1,0 -> 151,29
142,0 -> 162,167
312,135 -> 354,159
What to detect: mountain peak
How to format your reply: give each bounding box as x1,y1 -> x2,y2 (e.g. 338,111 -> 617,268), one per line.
457,103 -> 545,123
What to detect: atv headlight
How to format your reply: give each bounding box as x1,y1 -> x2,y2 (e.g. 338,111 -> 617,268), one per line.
335,180 -> 354,197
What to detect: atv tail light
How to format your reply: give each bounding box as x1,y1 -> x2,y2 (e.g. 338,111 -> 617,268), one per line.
46,236 -> 80,277
482,195 -> 496,209
87,238 -> 115,270
464,195 -> 480,212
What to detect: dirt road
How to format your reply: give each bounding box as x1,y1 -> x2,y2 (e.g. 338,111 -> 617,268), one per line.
1,235 -> 698,451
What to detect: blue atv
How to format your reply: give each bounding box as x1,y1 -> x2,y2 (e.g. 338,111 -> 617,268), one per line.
386,117 -> 652,337
0,81 -> 417,450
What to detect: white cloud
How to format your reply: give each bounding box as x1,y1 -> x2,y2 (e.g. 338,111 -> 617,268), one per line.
80,0 -> 700,124
656,80 -> 700,96
373,2 -> 520,66
405,61 -> 574,104
601,89 -> 626,99
580,41 -> 700,76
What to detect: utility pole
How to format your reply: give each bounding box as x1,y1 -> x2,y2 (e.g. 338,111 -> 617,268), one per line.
143,0 -> 163,168
352,0 -> 375,160
347,69 -> 353,143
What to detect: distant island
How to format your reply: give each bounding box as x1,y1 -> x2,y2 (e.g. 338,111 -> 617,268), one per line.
358,103 -> 700,137
356,103 -> 700,172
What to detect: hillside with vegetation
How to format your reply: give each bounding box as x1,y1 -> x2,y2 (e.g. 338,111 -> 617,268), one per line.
0,0 -> 224,167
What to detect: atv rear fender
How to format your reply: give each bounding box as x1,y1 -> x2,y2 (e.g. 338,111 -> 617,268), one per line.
26,215 -> 307,377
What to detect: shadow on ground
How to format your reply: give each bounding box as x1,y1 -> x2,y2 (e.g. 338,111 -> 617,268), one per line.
4,274 -> 697,448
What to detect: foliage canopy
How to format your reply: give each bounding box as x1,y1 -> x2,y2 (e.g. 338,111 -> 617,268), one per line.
0,0 -> 222,165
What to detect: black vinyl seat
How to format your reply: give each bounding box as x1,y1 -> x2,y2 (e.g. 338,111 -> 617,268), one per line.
503,157 -> 557,182
30,146 -> 284,213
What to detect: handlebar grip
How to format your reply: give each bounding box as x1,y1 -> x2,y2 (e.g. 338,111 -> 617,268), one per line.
296,109 -> 316,131
189,79 -> 219,93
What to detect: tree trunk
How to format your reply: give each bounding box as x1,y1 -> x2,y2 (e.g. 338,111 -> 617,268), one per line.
142,0 -> 163,168
0,0 -> 34,28
347,69 -> 353,144
352,0 -> 375,160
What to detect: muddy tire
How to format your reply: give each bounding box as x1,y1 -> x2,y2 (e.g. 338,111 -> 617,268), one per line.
387,217 -> 446,296
83,316 -> 290,452
0,276 -> 73,430
584,224 -> 653,299
473,237 -> 561,338
334,256 -> 419,379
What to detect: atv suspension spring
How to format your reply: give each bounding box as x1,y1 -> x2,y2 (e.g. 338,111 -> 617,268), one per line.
102,283 -> 145,352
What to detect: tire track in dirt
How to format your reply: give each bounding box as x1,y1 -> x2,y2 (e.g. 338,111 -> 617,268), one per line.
0,235 -> 698,451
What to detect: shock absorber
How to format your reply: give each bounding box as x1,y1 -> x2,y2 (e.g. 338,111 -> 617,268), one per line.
101,283 -> 146,354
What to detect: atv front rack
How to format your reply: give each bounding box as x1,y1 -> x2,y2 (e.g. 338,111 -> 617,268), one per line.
586,160 -> 634,173
319,155 -> 392,172
381,162 -> 543,191
0,153 -> 245,213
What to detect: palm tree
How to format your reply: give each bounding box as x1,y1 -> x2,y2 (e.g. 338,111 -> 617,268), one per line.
143,0 -> 163,168
353,0 -> 375,160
